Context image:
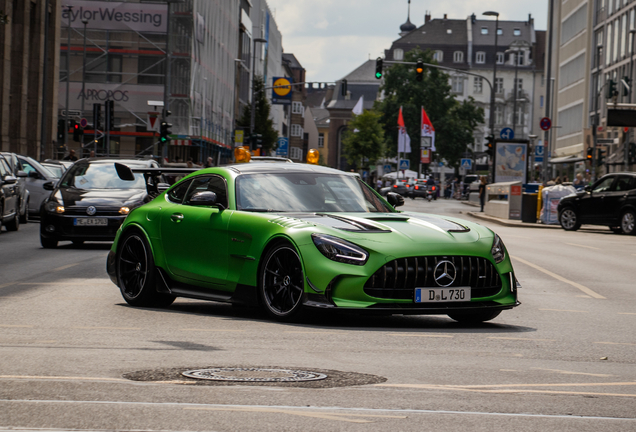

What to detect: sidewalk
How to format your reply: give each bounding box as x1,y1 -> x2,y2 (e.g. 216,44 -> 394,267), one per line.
459,201 -> 561,229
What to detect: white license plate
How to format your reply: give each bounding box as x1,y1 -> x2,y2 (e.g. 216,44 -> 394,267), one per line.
415,287 -> 471,303
74,218 -> 108,226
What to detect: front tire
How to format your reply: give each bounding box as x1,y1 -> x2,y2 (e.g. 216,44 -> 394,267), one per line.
559,207 -> 580,231
5,211 -> 19,231
259,242 -> 305,321
448,310 -> 501,323
117,231 -> 175,308
620,209 -> 636,235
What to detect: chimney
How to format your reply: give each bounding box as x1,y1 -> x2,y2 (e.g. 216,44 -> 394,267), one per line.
425,11 -> 431,24
443,14 -> 447,20
528,13 -> 534,26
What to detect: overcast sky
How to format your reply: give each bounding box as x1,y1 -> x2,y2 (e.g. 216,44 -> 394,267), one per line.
266,0 -> 548,83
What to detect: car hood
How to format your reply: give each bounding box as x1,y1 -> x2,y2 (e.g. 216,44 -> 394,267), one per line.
270,211 -> 488,250
59,187 -> 146,207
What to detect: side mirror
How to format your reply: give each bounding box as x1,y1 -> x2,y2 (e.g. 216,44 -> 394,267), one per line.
190,191 -> 225,209
386,192 -> 405,207
43,181 -> 55,191
2,175 -> 17,185
157,183 -> 170,193
17,170 -> 28,178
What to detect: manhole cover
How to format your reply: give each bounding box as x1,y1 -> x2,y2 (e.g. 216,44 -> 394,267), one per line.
182,367 -> 327,382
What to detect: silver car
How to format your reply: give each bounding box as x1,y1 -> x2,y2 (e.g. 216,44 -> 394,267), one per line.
0,152 -> 29,224
16,155 -> 60,218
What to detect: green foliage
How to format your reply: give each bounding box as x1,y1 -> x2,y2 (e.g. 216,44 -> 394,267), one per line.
374,48 -> 484,169
342,109 -> 386,169
236,76 -> 279,153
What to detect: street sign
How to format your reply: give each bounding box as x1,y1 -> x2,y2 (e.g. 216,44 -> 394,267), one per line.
234,130 -> 244,145
399,159 -> 410,170
272,77 -> 293,105
275,137 -> 288,156
60,110 -> 81,117
420,149 -> 430,164
534,144 -> 544,163
79,118 -> 88,128
540,117 -> 552,131
460,158 -> 472,170
500,128 -> 515,140
383,164 -> 392,173
420,136 -> 432,149
597,138 -> 618,144
146,112 -> 160,132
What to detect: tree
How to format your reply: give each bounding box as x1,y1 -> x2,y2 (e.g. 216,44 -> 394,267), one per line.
236,76 -> 279,153
375,48 -> 484,170
341,109 -> 386,170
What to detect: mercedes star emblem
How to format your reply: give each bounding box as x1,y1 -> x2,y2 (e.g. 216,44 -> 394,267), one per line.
86,206 -> 97,216
434,260 -> 457,287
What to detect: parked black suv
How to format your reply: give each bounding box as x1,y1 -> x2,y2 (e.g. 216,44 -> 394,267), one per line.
558,172 -> 636,234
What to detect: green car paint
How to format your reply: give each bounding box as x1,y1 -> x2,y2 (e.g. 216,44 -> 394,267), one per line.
107,163 -> 519,322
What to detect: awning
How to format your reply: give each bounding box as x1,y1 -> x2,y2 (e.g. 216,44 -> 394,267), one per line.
548,155 -> 586,164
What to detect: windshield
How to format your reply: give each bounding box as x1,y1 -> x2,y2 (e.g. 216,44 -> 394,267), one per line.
61,163 -> 146,190
236,173 -> 394,213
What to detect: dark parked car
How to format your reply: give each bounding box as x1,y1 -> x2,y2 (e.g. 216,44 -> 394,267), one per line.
0,154 -> 21,232
558,172 -> 636,234
407,179 -> 435,199
1,152 -> 29,224
40,158 -> 164,248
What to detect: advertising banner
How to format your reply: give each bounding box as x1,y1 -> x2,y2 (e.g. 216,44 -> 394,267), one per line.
59,82 -> 164,114
495,142 -> 527,183
62,1 -> 168,33
272,77 -> 293,105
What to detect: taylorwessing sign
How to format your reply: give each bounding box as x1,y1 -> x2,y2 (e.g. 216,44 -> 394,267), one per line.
62,1 -> 167,33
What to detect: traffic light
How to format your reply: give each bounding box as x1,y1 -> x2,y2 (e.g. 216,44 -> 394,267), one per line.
105,100 -> 115,130
253,134 -> 263,148
629,142 -> 636,164
72,122 -> 83,142
57,119 -> 65,141
160,121 -> 172,144
340,79 -> 348,97
597,148 -> 606,166
586,147 -> 593,161
485,134 -> 494,157
93,103 -> 102,131
415,59 -> 424,82
624,76 -> 631,96
375,57 -> 383,79
607,79 -> 618,99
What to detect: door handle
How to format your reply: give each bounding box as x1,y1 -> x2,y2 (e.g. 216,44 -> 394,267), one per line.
170,213 -> 184,222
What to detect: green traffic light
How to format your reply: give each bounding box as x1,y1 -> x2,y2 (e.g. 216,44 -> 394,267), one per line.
375,72 -> 382,79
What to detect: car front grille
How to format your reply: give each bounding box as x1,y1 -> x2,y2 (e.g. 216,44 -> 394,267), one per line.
364,256 -> 502,300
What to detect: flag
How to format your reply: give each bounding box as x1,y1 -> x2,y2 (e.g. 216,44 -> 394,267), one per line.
397,106 -> 411,153
352,96 -> 364,133
421,106 -> 436,151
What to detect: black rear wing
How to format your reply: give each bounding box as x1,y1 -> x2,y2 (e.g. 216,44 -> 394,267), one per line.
114,162 -> 200,195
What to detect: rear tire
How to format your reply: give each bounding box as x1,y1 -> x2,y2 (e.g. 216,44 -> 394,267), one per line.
5,211 -> 19,231
559,207 -> 580,231
117,230 -> 175,308
620,209 -> 636,235
448,310 -> 501,323
19,197 -> 28,224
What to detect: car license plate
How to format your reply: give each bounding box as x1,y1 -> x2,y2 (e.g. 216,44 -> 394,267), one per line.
74,218 -> 108,226
415,287 -> 471,303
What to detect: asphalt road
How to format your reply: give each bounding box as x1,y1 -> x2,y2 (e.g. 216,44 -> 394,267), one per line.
1,201 -> 635,432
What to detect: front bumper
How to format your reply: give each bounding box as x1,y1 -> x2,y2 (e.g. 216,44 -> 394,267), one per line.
40,212 -> 126,242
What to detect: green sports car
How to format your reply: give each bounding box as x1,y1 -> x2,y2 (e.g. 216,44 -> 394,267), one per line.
106,162 -> 520,322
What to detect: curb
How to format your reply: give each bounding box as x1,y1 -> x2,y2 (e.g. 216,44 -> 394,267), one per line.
459,210 -> 561,229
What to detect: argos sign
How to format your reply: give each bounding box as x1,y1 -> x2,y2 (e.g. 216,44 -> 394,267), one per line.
62,1 -> 167,33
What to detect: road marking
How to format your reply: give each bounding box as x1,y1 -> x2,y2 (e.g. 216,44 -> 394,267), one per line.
72,326 -> 141,330
530,368 -> 613,377
488,337 -> 556,342
539,309 -> 588,313
595,341 -> 636,346
0,375 -> 127,382
1,399 -> 634,422
53,263 -> 80,271
511,255 -> 606,299
180,328 -> 245,332
564,243 -> 600,250
389,333 -> 454,338
284,331 -> 341,334
0,324 -> 33,328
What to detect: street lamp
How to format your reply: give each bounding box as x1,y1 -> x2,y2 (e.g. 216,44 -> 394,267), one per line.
250,37 -> 267,150
483,11 -> 499,181
627,30 -> 636,171
81,18 -> 88,154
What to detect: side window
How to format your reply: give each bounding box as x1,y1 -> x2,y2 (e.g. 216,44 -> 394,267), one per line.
167,179 -> 192,204
19,160 -> 37,175
184,175 -> 228,208
592,176 -> 615,193
0,158 -> 8,176
615,176 -> 633,191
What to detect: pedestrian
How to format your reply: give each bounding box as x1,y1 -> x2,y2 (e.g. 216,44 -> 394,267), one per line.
204,156 -> 214,168
479,175 -> 487,212
89,150 -> 95,158
573,173 -> 585,190
376,178 -> 382,191
63,149 -> 78,161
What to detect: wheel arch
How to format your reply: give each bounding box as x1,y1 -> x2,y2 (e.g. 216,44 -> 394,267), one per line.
118,223 -> 158,261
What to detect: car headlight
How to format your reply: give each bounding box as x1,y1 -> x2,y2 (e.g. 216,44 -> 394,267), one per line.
119,199 -> 145,215
491,233 -> 506,264
45,201 -> 65,214
311,234 -> 368,265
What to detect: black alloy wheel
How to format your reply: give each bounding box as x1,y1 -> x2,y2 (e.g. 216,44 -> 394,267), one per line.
259,243 -> 305,320
117,231 -> 174,308
447,310 -> 501,323
620,210 -> 636,235
559,207 -> 580,231
5,208 -> 19,231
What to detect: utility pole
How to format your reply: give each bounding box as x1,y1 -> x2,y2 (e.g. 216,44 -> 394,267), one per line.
39,0 -> 51,160
64,5 -> 73,148
542,0 -> 554,183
